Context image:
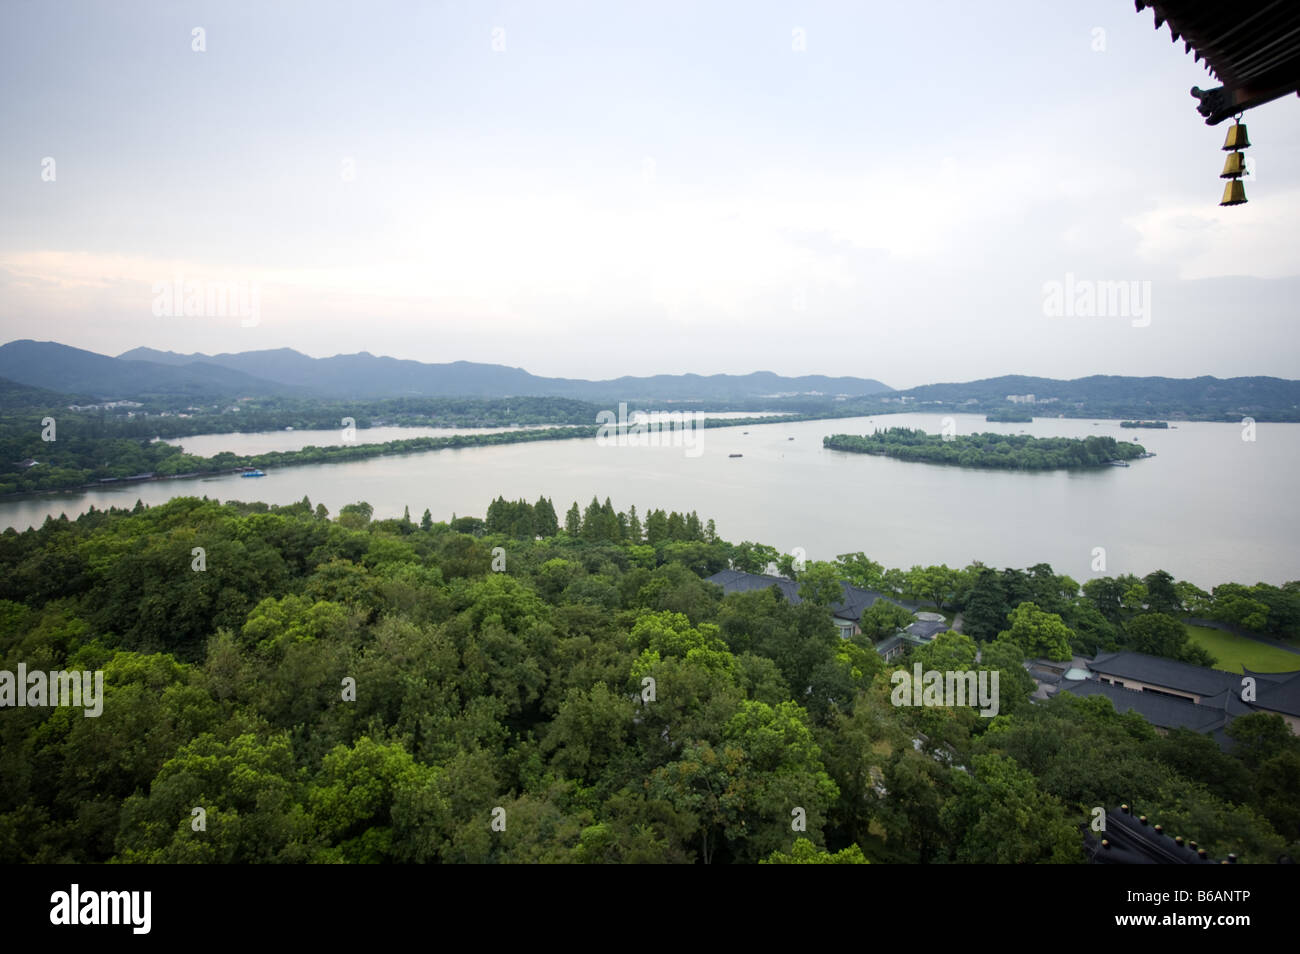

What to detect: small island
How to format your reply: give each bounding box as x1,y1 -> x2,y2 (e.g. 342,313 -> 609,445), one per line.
823,428 -> 1147,470
1121,420 -> 1169,428
985,410 -> 1033,423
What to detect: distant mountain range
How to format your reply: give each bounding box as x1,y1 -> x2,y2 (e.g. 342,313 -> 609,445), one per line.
898,374 -> 1300,408
0,340 -> 1296,417
891,374 -> 1300,419
0,341 -> 302,401
0,340 -> 893,402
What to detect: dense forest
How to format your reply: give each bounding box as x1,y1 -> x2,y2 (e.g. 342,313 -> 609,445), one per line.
1,494 -> 1296,863
824,429 -> 1148,470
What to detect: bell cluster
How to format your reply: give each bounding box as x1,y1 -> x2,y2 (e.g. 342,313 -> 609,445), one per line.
1219,121 -> 1249,207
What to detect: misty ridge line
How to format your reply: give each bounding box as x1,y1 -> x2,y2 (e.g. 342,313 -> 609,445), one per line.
2,341 -> 1298,408
0,339 -> 894,402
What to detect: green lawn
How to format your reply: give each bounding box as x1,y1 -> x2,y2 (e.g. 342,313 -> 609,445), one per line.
1185,624 -> 1300,674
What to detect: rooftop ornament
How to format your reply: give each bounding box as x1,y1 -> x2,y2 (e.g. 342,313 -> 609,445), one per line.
1135,1 -> 1300,206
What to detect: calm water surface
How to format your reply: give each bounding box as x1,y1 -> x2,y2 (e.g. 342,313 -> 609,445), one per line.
155,412 -> 785,456
5,413 -> 1295,588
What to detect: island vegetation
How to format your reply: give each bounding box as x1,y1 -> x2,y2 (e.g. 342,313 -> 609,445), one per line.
984,410 -> 1033,423
823,428 -> 1147,470
1121,420 -> 1169,428
0,494 -> 1296,864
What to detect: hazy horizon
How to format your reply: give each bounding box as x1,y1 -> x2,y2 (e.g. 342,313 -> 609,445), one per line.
9,336 -> 1300,392
3,1 -> 1298,389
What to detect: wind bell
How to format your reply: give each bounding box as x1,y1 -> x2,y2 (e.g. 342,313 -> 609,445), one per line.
1219,115 -> 1249,206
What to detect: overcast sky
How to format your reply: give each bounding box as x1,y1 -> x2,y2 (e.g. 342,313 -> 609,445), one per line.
1,0 -> 1297,389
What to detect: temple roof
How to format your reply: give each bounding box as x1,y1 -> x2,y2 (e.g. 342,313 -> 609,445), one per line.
1136,0 -> 1300,123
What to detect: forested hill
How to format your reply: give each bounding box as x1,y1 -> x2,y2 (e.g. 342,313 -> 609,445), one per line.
5,339 -> 1298,418
0,341 -> 302,401
895,374 -> 1300,419
0,340 -> 891,403
0,494 -> 1295,864
119,345 -> 895,403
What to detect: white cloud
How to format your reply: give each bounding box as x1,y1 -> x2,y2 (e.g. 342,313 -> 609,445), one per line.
1127,188 -> 1300,280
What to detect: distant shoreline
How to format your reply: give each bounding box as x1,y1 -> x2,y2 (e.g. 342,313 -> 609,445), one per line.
0,412 -> 823,500
0,409 -> 1282,500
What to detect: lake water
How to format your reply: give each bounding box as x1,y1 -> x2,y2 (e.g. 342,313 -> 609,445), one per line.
4,413 -> 1296,588
153,412 -> 786,456
155,425 -> 573,457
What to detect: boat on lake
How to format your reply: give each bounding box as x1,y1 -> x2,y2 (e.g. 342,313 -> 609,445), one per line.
240,469 -> 266,478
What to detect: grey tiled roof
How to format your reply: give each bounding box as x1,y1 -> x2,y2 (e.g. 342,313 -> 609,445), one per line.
704,569 -> 911,623
1060,679 -> 1226,733
1086,651 -> 1300,718
905,619 -> 948,640
874,635 -> 908,658
705,569 -> 801,602
1026,665 -> 1063,685
1035,649 -> 1300,752
1252,669 -> 1300,717
1198,687 -> 1258,717
1244,667 -> 1299,686
1084,806 -> 1219,864
1087,651 -> 1242,697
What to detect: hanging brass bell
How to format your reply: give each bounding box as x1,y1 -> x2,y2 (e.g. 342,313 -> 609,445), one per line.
1222,123 -> 1250,150
1220,151 -> 1245,178
1220,179 -> 1247,206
